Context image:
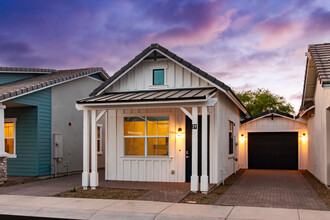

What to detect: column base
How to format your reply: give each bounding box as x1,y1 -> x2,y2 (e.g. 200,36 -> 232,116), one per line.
82,172 -> 89,188
190,175 -> 199,192
200,175 -> 209,193
90,172 -> 99,188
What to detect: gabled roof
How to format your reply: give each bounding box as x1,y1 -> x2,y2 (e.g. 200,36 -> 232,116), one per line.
89,43 -> 250,117
300,43 -> 330,112
0,67 -> 108,102
241,110 -> 295,124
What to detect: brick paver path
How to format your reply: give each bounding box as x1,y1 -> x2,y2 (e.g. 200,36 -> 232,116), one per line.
215,170 -> 328,210
100,181 -> 191,203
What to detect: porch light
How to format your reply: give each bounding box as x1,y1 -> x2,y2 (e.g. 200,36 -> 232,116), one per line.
177,128 -> 183,137
239,133 -> 245,142
301,133 -> 308,141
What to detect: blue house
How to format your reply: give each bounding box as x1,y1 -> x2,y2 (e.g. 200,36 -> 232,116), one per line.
0,67 -> 108,177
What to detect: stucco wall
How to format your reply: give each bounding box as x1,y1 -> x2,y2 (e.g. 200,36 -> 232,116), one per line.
307,82 -> 330,185
51,76 -> 105,174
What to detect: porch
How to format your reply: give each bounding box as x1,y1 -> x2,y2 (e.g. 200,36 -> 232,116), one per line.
76,87 -> 218,193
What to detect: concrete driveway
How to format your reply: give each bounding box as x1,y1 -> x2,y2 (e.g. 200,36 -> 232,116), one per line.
215,170 -> 328,210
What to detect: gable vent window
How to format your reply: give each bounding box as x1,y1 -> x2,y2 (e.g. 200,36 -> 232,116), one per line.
153,69 -> 165,85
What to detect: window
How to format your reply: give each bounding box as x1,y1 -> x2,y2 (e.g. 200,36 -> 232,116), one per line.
229,121 -> 234,155
97,124 -> 103,154
153,69 -> 164,85
124,116 -> 169,156
4,118 -> 16,157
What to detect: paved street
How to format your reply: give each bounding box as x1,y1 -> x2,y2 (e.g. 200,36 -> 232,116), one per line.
215,170 -> 328,210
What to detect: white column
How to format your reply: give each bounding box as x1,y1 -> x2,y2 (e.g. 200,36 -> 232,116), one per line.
82,110 -> 90,190
90,110 -> 98,189
201,106 -> 209,193
191,106 -> 198,192
0,104 -> 7,157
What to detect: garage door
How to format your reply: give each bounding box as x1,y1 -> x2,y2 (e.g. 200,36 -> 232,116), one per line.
248,132 -> 298,170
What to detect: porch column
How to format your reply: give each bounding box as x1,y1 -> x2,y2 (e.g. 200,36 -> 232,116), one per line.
191,106 -> 198,192
201,106 -> 209,193
90,110 -> 98,189
82,110 -> 90,190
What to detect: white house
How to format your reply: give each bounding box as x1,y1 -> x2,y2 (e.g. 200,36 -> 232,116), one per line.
76,44 -> 251,193
299,43 -> 330,186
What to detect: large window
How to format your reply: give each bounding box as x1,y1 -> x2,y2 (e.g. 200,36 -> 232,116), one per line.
124,116 -> 169,156
229,121 -> 234,155
153,69 -> 165,85
4,118 -> 16,157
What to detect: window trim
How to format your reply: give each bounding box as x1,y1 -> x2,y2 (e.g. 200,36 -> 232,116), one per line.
123,116 -> 170,157
152,69 -> 165,86
5,118 -> 17,158
97,124 -> 103,155
228,120 -> 234,157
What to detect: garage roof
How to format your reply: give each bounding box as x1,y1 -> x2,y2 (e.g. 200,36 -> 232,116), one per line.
241,110 -> 295,124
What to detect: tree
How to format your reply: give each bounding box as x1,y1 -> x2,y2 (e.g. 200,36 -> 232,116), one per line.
235,89 -> 294,116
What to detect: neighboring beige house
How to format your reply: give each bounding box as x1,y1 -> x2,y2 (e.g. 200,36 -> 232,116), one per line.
76,43 -> 251,193
299,43 -> 330,186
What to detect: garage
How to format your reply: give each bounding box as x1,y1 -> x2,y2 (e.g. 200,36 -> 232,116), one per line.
238,110 -> 308,170
248,132 -> 298,170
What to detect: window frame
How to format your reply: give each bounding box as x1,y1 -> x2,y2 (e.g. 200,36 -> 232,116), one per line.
4,118 -> 17,158
152,69 -> 165,86
123,116 -> 170,157
97,124 -> 103,155
228,120 -> 234,157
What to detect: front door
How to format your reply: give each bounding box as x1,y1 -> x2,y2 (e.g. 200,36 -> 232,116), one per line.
185,115 -> 209,182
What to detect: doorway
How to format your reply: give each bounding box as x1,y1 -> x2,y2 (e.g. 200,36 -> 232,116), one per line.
185,115 -> 210,182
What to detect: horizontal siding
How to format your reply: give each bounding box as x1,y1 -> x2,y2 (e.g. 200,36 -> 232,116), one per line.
9,88 -> 52,176
0,73 -> 38,85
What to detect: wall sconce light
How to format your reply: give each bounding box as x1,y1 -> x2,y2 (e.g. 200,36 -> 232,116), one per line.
177,128 -> 183,137
301,133 -> 308,141
239,133 -> 245,142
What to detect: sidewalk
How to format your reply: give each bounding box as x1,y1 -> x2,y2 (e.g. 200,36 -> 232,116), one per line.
0,195 -> 329,220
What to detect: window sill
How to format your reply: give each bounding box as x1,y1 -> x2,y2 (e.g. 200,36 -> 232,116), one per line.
120,156 -> 173,160
149,85 -> 168,89
7,154 -> 17,159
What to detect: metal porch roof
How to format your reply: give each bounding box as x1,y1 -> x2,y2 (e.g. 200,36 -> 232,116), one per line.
77,87 -> 216,104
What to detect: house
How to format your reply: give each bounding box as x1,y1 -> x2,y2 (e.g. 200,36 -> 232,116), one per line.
0,67 -> 108,178
299,43 -> 330,186
76,43 -> 251,192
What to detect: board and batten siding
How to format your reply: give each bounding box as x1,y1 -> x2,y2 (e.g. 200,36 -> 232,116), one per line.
0,73 -> 38,85
239,116 -> 308,170
107,59 -> 211,92
106,108 -> 186,182
6,88 -> 52,176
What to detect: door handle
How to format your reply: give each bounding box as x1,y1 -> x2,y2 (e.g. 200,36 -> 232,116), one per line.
186,156 -> 190,158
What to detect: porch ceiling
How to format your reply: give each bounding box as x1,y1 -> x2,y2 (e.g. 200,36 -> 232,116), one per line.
77,87 -> 216,104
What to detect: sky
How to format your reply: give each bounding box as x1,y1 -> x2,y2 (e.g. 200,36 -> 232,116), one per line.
0,0 -> 329,112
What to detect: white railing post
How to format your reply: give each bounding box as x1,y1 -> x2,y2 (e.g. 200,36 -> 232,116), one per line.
82,110 -> 90,190
191,106 -> 199,192
90,110 -> 98,189
201,106 -> 209,192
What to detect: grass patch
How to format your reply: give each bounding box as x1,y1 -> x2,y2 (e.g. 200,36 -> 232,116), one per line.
180,169 -> 245,205
54,187 -> 148,200
300,170 -> 330,208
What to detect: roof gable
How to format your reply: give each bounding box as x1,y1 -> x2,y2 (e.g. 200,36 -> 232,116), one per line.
241,110 -> 296,124
90,43 -> 250,117
0,67 -> 108,102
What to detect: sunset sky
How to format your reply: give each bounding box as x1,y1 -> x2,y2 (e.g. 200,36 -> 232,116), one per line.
0,0 -> 329,112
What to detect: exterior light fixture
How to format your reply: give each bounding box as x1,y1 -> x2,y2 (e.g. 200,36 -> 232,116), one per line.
301,133 -> 308,141
239,133 -> 245,142
177,128 -> 183,137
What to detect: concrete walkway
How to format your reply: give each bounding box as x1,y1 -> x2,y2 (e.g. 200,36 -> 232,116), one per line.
216,170 -> 328,210
0,195 -> 328,220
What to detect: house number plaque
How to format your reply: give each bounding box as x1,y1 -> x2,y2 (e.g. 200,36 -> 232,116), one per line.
192,124 -> 197,129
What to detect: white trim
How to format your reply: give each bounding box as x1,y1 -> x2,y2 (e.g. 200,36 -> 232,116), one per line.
96,110 -> 107,122
4,118 -> 17,158
87,76 -> 104,83
180,107 -> 193,120
299,105 -> 315,118
242,113 -> 306,125
1,70 -> 108,102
